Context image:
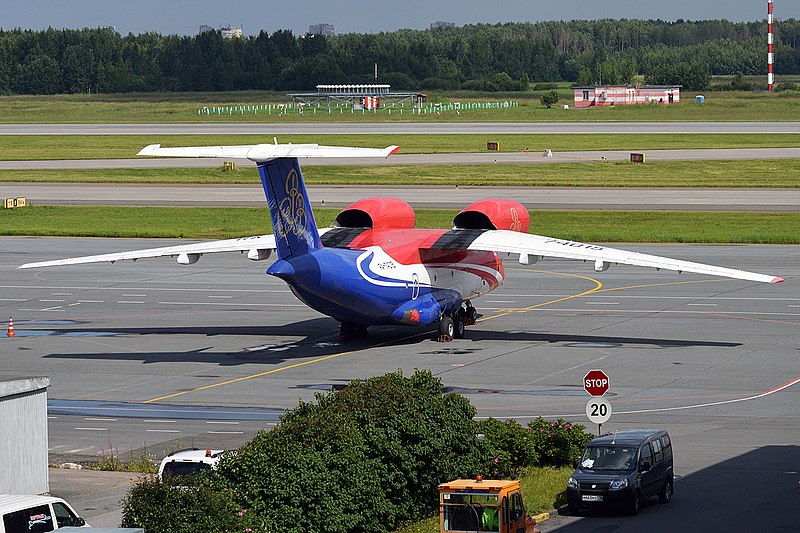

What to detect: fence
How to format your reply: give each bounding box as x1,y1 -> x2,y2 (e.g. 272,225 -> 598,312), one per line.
197,101 -> 518,116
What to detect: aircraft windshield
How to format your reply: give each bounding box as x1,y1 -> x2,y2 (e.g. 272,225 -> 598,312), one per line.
580,446 -> 637,471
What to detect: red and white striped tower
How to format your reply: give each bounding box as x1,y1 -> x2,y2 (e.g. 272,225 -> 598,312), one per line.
768,0 -> 774,91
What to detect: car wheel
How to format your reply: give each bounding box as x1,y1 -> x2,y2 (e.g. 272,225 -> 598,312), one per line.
628,491 -> 640,515
659,479 -> 673,504
568,505 -> 581,516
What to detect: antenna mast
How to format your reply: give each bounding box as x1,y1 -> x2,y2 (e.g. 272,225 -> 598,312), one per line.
768,0 -> 774,92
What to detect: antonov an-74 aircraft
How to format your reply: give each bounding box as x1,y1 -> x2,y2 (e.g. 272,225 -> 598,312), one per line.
19,143 -> 783,341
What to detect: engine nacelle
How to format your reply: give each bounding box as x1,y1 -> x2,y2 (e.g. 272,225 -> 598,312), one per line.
453,199 -> 530,233
333,198 -> 415,229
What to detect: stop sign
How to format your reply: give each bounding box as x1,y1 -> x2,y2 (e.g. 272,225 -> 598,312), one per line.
583,369 -> 610,396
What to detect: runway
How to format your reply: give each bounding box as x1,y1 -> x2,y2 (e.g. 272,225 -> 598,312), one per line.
4,182 -> 800,211
3,122 -> 800,135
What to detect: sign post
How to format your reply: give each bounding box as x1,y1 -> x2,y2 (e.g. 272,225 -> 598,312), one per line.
583,369 -> 611,434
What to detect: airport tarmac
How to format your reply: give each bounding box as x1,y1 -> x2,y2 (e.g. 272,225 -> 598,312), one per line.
3,182 -> 800,211
2,237 -> 799,531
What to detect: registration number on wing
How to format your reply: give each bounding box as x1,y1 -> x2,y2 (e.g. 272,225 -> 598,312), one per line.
582,495 -> 603,502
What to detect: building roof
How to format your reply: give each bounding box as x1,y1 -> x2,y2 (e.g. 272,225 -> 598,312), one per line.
572,85 -> 682,89
0,376 -> 49,398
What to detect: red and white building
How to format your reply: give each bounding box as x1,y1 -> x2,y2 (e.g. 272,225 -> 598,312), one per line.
573,85 -> 681,108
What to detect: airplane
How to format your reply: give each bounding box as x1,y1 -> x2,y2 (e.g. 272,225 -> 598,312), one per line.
19,142 -> 783,342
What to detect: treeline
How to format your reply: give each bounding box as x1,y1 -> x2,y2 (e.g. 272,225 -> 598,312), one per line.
2,18 -> 800,95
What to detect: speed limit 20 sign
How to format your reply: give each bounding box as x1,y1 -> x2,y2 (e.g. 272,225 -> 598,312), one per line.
586,397 -> 612,424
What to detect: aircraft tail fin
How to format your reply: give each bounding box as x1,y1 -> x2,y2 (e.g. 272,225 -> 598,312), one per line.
258,158 -> 321,259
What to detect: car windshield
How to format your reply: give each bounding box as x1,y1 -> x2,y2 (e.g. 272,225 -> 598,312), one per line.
580,446 -> 637,471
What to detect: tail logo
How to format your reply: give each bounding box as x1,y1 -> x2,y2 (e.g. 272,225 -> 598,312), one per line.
275,169 -> 307,239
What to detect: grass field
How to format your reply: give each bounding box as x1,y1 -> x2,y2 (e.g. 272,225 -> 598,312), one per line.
1,133 -> 799,161
4,158 -> 800,187
2,90 -> 800,123
4,206 -> 799,244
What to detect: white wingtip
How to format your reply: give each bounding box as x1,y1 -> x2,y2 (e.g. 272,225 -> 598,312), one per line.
137,144 -> 162,156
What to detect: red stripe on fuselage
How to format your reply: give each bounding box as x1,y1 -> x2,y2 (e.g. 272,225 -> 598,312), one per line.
343,228 -> 504,285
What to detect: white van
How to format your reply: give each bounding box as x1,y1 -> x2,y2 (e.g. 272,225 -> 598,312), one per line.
0,494 -> 88,532
157,448 -> 225,481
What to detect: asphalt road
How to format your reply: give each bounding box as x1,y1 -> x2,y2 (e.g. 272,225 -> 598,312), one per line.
1,237 -> 799,530
3,147 -> 800,170
3,122 -> 800,134
4,182 -> 800,211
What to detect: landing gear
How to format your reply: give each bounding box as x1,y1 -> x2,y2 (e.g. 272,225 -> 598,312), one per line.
437,316 -> 454,342
464,302 -> 477,325
339,322 -> 368,342
435,302 -> 473,342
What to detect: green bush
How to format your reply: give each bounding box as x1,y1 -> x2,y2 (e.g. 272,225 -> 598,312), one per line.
527,418 -> 593,466
214,369 -> 483,532
478,418 -> 538,478
120,475 -> 256,532
540,90 -> 560,108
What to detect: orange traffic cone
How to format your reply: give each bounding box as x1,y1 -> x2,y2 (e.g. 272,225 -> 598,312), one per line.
7,316 -> 15,337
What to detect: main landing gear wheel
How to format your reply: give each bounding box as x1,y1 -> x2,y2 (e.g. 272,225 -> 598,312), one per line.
437,316 -> 454,342
464,302 -> 477,325
453,314 -> 465,339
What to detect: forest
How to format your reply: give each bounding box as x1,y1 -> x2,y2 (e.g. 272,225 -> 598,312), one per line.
1,18 -> 799,95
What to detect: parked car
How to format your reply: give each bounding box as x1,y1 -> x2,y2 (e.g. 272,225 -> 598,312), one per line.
567,429 -> 674,515
157,448 -> 225,481
1,494 -> 88,532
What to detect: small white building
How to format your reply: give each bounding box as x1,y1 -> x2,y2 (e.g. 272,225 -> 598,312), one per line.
0,376 -> 50,494
573,85 -> 681,107
220,26 -> 243,39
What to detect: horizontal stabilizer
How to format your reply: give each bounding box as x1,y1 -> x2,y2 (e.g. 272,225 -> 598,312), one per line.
138,143 -> 400,163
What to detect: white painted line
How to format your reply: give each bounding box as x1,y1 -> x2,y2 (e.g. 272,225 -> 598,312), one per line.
48,445 -> 65,451
41,306 -> 64,311
788,305 -> 800,308
206,421 -> 240,425
47,416 -> 58,420
78,300 -> 103,303
67,302 -> 81,307
84,417 -> 117,422
208,431 -> 244,435
74,427 -> 107,431
0,298 -> 26,302
145,429 -> 180,433
143,419 -> 177,423
118,301 -> 145,304
122,294 -> 147,297
39,299 -> 65,302
687,303 -> 718,307
209,295 -> 233,299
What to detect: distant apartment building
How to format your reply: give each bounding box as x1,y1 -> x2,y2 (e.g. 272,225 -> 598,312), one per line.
220,26 -> 243,39
430,21 -> 455,30
199,25 -> 214,34
309,23 -> 335,36
573,85 -> 681,107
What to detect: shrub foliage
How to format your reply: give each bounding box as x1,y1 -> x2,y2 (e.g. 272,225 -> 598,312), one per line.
121,371 -> 593,532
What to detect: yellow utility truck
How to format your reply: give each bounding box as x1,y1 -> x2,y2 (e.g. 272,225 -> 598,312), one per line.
438,477 -> 541,533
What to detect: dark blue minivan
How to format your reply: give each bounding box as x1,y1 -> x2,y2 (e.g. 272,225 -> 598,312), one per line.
567,429 -> 673,515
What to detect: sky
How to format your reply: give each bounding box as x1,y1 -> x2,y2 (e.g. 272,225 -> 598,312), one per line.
3,0 -> 799,36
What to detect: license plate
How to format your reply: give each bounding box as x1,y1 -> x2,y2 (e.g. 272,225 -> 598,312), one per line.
582,495 -> 603,502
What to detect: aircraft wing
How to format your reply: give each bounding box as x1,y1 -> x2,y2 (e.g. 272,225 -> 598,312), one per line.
138,143 -> 400,162
466,231 -> 783,284
18,234 -> 277,269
